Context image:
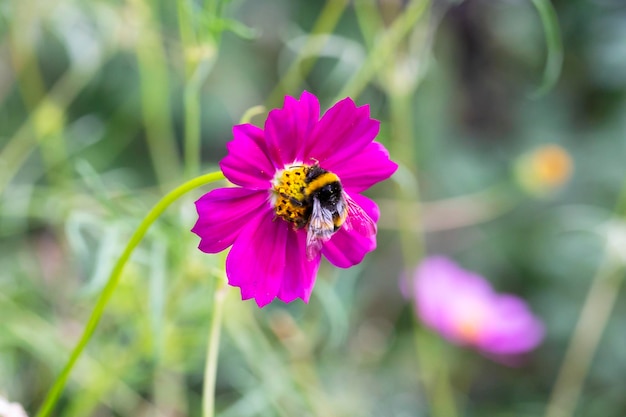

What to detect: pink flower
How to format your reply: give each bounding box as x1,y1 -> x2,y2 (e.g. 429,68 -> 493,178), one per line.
0,396 -> 28,417
414,256 -> 544,360
192,91 -> 397,307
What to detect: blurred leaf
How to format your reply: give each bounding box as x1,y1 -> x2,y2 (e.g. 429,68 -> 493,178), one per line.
214,17 -> 258,40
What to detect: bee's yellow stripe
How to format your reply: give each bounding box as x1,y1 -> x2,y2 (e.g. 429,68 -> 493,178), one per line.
304,172 -> 340,197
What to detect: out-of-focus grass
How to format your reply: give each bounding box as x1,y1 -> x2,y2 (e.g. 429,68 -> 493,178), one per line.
1,0 -> 626,416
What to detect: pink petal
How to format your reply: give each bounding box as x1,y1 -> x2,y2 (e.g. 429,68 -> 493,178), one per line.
415,257 -> 471,333
220,124 -> 276,189
226,210 -> 289,307
277,229 -> 321,303
264,91 -> 320,166
307,98 -> 380,167
329,142 -> 398,193
225,209 -> 322,307
478,295 -> 545,354
350,193 -> 381,222
414,257 -> 498,342
413,256 -> 545,357
321,193 -> 379,268
192,188 -> 270,253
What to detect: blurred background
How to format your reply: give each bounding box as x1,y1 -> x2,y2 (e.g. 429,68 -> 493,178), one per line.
1,0 -> 626,416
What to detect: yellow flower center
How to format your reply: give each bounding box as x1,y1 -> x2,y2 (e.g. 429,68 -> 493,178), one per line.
515,144 -> 573,196
532,145 -> 573,187
453,307 -> 487,344
456,317 -> 483,344
272,165 -> 310,228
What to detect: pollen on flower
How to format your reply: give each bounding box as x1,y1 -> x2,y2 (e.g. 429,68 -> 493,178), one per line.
272,165 -> 309,228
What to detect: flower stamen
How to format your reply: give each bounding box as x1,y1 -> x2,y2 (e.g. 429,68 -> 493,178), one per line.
272,166 -> 310,228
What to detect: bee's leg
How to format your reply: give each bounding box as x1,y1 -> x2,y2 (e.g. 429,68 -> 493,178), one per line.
280,192 -> 304,207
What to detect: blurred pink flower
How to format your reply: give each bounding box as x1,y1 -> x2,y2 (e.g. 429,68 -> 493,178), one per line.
0,396 -> 28,417
414,256 -> 544,360
193,91 -> 397,307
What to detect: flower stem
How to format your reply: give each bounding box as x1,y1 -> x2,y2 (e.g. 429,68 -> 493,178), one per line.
35,171 -> 226,417
529,0 -> 563,98
202,270 -> 228,417
389,89 -> 458,417
544,257 -> 623,417
544,181 -> 626,417
415,331 -> 459,417
135,4 -> 181,189
267,0 -> 349,106
336,0 -> 430,101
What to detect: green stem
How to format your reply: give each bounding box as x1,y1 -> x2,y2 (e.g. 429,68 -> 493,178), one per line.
178,0 -> 219,179
544,257 -> 623,417
353,0 -> 383,50
380,5 -> 457,415
267,0 -> 349,106
389,92 -> 423,269
415,331 -> 459,417
336,0 -> 430,101
545,174 -> 626,417
530,0 -> 563,98
389,87 -> 458,417
136,8 -> 181,188
202,271 -> 228,417
184,60 -> 216,178
184,78 -> 203,179
0,58 -> 106,195
544,179 -> 626,417
36,170 -> 226,417
9,27 -> 71,188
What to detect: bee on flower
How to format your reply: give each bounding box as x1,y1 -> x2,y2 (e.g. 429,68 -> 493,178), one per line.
272,162 -> 376,260
192,92 -> 397,307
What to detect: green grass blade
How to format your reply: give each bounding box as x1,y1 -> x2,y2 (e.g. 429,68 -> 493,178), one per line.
35,170 -> 226,417
530,0 -> 564,98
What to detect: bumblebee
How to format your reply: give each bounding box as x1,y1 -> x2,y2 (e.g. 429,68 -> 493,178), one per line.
273,163 -> 376,260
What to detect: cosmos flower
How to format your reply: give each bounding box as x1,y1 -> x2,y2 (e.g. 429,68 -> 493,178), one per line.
193,91 -> 397,307
515,144 -> 573,196
413,256 -> 544,360
0,396 -> 28,417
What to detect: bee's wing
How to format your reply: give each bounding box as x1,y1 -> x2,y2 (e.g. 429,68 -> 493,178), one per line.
306,235 -> 324,261
342,193 -> 376,238
306,198 -> 335,260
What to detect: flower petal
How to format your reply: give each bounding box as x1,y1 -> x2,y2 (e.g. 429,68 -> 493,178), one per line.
329,142 -> 398,193
415,257 -> 477,331
226,214 -> 321,306
479,295 -> 545,354
307,98 -> 380,167
349,192 -> 381,222
226,210 -> 292,307
414,257 -> 496,341
220,124 -> 276,189
192,188 -> 269,253
321,193 -> 379,268
278,229 -> 321,303
413,256 -> 544,357
264,91 -> 320,166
